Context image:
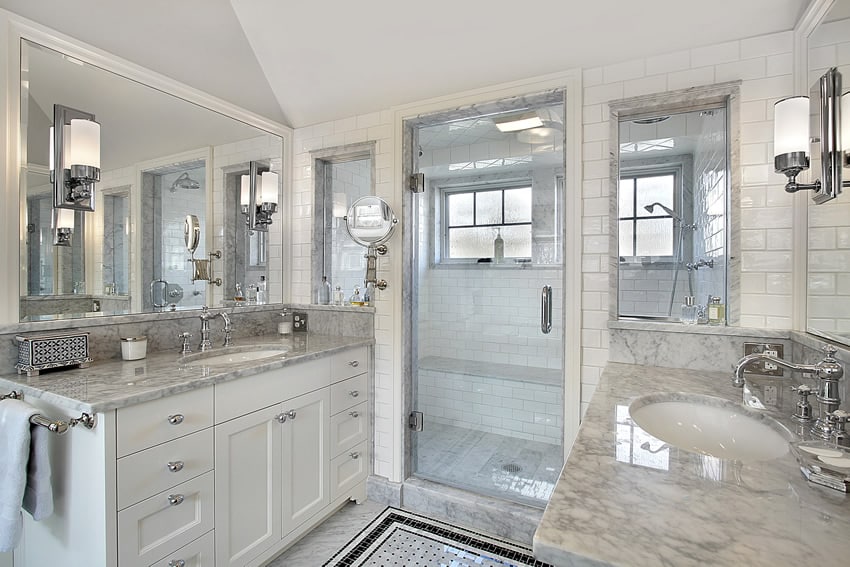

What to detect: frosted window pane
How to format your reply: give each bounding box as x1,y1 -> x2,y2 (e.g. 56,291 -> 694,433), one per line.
618,179 -> 634,217
475,191 -> 502,225
504,187 -> 532,223
448,192 -> 473,226
635,218 -> 673,256
448,226 -> 531,258
636,175 -> 674,217
619,221 -> 634,257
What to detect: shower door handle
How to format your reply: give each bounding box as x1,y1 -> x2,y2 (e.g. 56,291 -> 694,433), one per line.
541,285 -> 552,334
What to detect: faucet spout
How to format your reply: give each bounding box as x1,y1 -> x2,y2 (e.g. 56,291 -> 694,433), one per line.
732,353 -> 820,388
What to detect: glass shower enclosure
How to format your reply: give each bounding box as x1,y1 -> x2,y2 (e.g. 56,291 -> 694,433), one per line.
408,93 -> 567,508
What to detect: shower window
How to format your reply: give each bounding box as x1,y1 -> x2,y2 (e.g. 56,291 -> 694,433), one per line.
441,184 -> 532,261
618,170 -> 679,259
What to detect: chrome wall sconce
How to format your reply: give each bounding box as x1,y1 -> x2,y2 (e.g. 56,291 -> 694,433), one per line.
774,67 -> 848,204
52,207 -> 74,247
50,104 -> 101,212
240,161 -> 279,232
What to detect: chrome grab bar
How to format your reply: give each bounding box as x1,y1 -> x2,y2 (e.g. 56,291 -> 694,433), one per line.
541,285 -> 552,334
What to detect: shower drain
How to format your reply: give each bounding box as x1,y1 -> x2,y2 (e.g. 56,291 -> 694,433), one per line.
502,463 -> 522,474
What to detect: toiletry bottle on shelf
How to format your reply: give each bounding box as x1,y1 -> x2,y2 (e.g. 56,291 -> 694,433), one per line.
333,285 -> 344,306
680,296 -> 697,325
256,276 -> 267,304
234,283 -> 245,303
494,228 -> 504,264
349,286 -> 363,306
318,276 -> 331,305
707,296 -> 726,325
696,304 -> 708,325
246,283 -> 257,304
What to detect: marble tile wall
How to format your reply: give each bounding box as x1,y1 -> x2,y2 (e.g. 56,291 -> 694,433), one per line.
581,30 -> 796,415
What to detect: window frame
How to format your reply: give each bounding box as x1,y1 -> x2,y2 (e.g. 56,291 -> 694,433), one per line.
439,182 -> 533,264
617,166 -> 682,262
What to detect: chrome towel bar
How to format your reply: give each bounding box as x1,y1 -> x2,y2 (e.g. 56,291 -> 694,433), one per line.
1,390 -> 96,434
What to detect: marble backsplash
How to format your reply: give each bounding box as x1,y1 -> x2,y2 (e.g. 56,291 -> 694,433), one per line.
0,304 -> 374,372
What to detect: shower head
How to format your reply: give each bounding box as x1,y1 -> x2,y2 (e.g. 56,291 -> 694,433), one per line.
170,172 -> 200,192
644,202 -> 681,221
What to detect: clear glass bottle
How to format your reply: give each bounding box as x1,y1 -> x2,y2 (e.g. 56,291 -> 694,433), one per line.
246,283 -> 257,304
494,228 -> 505,264
707,296 -> 726,325
234,282 -> 245,304
256,276 -> 267,305
349,286 -> 363,306
318,276 -> 331,305
680,295 -> 697,325
333,285 -> 344,306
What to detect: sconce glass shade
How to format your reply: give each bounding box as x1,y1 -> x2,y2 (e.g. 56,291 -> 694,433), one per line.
774,96 -> 810,158
260,171 -> 279,205
53,207 -> 75,229
68,118 -> 100,168
240,175 -> 250,206
332,192 -> 348,218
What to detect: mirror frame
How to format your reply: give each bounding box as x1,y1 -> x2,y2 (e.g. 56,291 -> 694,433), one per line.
0,13 -> 293,327
607,81 -> 742,325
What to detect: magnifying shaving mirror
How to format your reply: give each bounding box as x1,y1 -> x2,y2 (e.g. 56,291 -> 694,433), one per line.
343,196 -> 397,295
184,214 -> 201,253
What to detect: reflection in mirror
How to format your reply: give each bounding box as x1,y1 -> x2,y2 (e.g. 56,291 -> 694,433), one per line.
806,0 -> 850,345
345,196 -> 398,246
611,83 -> 737,324
19,38 -> 283,321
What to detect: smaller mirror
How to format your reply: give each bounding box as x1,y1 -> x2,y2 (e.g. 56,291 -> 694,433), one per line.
184,214 -> 200,254
344,196 -> 397,246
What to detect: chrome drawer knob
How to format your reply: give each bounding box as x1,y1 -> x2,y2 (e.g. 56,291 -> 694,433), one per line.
168,414 -> 185,425
348,360 -> 359,367
349,390 -> 359,398
169,560 -> 186,567
167,461 -> 185,473
168,494 -> 185,506
349,411 -> 359,418
275,413 -> 287,423
286,410 -> 297,420
349,452 -> 360,459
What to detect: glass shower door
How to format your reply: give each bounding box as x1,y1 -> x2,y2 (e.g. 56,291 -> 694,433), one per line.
410,96 -> 566,508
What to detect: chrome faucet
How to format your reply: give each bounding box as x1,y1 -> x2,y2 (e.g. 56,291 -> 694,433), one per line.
196,306 -> 233,351
732,344 -> 844,439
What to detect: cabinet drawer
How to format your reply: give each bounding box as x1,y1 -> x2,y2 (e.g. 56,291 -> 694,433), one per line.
330,401 -> 367,456
331,347 -> 368,383
330,441 -> 368,501
117,388 -> 213,457
118,472 -> 214,567
117,428 -> 213,510
149,530 -> 214,567
330,373 -> 368,414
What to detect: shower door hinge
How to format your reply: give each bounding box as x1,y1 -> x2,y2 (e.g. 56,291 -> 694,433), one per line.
409,411 -> 424,431
409,173 -> 425,193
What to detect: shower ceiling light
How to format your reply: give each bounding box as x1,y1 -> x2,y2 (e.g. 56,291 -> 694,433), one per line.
240,162 -> 279,231
50,104 -> 100,212
773,67 -> 849,204
516,124 -> 563,144
493,112 -> 543,133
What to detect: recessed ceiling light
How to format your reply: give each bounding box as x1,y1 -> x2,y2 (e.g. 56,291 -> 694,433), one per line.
493,112 -> 543,133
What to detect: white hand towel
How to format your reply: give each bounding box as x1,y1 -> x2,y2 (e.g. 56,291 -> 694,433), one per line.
23,423 -> 53,522
0,398 -> 54,552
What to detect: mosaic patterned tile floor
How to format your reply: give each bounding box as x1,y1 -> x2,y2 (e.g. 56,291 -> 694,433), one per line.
324,507 -> 553,567
414,422 -> 562,508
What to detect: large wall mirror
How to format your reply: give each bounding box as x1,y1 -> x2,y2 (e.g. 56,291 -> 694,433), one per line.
18,38 -> 284,321
805,0 -> 850,345
609,83 -> 740,324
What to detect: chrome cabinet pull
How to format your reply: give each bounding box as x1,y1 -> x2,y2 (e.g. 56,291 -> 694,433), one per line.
349,390 -> 360,398
168,414 -> 185,425
166,461 -> 184,473
168,560 -> 185,567
348,360 -> 359,367
275,413 -> 287,423
349,411 -> 359,418
540,285 -> 552,334
349,452 -> 360,459
168,494 -> 184,506
286,410 -> 296,420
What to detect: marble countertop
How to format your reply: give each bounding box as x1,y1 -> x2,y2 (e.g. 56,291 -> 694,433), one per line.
533,363 -> 850,566
0,334 -> 373,413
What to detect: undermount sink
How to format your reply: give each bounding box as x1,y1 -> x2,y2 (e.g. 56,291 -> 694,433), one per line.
181,345 -> 288,367
629,393 -> 792,462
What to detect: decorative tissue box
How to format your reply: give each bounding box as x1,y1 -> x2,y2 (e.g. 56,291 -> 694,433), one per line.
15,332 -> 93,376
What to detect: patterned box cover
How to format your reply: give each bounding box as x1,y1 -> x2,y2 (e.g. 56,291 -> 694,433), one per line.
15,332 -> 92,376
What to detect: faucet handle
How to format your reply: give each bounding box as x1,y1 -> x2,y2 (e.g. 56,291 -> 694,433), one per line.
178,332 -> 193,355
791,384 -> 814,422
828,410 -> 849,448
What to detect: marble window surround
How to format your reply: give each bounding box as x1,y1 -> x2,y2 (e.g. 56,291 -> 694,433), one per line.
0,304 -> 374,372
608,81 -> 742,326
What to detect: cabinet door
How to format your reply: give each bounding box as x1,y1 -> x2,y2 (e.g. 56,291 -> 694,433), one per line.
215,405 -> 282,567
281,388 -> 330,533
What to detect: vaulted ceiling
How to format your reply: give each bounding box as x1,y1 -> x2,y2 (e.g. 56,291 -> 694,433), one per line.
0,0 -> 809,128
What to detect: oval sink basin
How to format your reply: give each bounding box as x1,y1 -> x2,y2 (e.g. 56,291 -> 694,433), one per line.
181,345 -> 288,367
629,393 -> 791,462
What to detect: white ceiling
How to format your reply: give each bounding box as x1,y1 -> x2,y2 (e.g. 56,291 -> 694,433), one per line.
1,0 -> 809,128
